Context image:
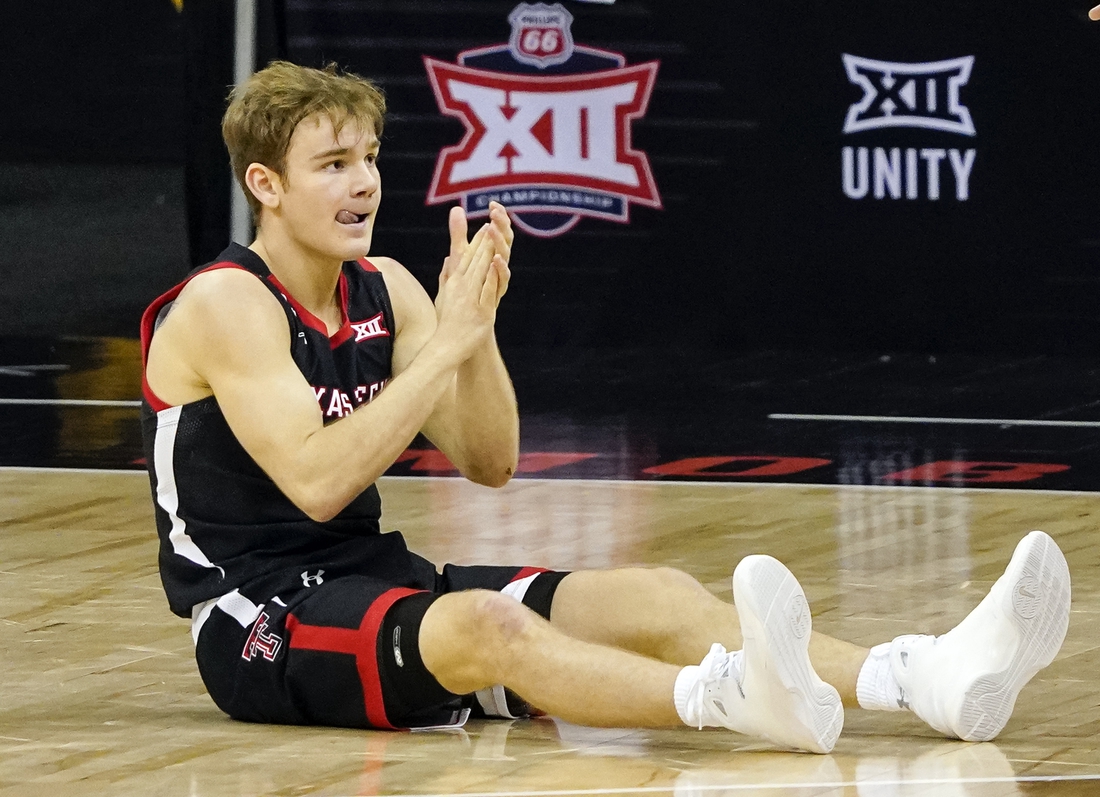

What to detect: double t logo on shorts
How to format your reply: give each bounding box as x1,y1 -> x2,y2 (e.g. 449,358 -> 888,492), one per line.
242,611 -> 282,662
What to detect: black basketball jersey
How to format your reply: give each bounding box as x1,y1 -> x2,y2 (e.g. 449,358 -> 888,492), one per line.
140,243 -> 402,617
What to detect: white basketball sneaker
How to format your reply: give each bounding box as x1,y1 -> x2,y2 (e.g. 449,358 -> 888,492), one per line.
889,530 -> 1071,741
676,555 -> 843,753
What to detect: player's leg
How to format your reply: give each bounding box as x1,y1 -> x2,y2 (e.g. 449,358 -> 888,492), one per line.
420,554 -> 844,753
549,530 -> 1071,742
189,562 -> 832,750
420,588 -> 682,728
548,565 -> 868,706
855,530 -> 1071,741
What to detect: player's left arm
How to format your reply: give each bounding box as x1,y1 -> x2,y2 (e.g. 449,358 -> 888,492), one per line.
1091,5 -> 1100,20
376,203 -> 519,487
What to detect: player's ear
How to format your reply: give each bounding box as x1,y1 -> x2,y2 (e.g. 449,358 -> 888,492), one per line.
245,163 -> 282,210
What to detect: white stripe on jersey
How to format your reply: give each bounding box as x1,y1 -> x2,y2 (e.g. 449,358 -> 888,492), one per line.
154,406 -> 225,577
217,589 -> 264,627
191,589 -> 264,643
191,597 -> 217,644
500,572 -> 539,603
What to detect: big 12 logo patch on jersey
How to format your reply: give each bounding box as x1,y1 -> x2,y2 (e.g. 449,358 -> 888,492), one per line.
424,2 -> 661,238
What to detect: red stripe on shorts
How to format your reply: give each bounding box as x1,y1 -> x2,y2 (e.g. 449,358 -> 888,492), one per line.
509,566 -> 548,583
285,587 -> 421,729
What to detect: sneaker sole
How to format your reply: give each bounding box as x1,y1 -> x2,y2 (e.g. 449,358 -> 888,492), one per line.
956,530 -> 1071,741
733,555 -> 844,754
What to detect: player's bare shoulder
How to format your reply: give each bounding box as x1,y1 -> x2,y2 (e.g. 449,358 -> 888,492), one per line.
146,267 -> 289,406
361,255 -> 438,375
363,255 -> 420,297
363,256 -> 434,335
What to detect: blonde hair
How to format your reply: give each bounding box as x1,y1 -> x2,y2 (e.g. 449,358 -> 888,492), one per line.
222,61 -> 386,219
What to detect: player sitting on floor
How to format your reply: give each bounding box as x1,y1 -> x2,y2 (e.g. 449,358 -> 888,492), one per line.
139,61 -> 1070,752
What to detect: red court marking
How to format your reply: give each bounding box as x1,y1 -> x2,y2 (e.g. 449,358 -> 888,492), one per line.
882,461 -> 1070,484
515,452 -> 598,473
358,733 -> 390,795
395,448 -> 457,471
644,456 -> 832,478
395,449 -> 597,474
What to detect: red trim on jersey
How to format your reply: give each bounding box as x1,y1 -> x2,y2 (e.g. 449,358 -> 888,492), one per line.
357,258 -> 379,273
139,262 -> 250,410
266,271 -> 353,350
510,567 -> 548,583
285,587 -> 421,730
328,327 -> 355,348
328,272 -> 355,348
265,273 -> 328,336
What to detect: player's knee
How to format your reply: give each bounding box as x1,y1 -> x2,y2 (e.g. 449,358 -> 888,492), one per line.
468,590 -> 535,653
622,566 -> 704,598
421,590 -> 535,690
649,566 -> 700,590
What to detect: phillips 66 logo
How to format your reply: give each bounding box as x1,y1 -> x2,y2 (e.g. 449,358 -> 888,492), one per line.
424,3 -> 662,238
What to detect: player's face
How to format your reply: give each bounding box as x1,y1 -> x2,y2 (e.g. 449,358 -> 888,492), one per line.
278,114 -> 381,261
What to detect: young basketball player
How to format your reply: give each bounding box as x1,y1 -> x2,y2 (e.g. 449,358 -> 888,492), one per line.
140,62 -> 1070,753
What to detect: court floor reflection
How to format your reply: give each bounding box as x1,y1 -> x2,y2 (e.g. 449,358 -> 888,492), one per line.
143,718 -> 1057,796
2,471 -> 1098,796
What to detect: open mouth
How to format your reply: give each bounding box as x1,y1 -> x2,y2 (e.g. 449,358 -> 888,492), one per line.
336,210 -> 370,225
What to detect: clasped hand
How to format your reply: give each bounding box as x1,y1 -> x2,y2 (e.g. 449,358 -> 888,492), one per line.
432,201 -> 514,355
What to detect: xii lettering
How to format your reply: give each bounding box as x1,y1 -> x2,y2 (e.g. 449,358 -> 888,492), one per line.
842,55 -> 975,136
351,312 -> 389,342
445,82 -> 640,185
424,58 -> 660,206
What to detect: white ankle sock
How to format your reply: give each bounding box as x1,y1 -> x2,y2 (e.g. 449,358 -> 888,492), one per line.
856,642 -> 908,712
673,650 -> 743,727
674,664 -> 703,726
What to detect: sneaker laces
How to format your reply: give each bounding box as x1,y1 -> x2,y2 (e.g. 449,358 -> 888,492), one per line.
684,643 -> 740,729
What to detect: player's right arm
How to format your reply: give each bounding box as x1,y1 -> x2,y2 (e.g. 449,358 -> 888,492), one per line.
1092,5 -> 1100,20
146,236 -> 500,522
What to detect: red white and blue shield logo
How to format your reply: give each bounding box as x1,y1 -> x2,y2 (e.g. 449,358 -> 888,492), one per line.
424,2 -> 662,238
508,3 -> 575,68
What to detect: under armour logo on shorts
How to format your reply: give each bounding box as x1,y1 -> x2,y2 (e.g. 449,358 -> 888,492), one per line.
301,570 -> 325,587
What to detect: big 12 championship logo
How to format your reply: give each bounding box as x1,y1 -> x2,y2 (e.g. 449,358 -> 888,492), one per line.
424,3 -> 661,237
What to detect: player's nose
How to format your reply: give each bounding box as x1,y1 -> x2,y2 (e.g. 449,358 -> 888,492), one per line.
349,160 -> 379,196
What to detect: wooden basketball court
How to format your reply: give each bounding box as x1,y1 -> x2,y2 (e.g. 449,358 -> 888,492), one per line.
2,468 -> 1097,796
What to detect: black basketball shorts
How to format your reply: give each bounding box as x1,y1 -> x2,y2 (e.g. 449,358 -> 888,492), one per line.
191,554 -> 571,730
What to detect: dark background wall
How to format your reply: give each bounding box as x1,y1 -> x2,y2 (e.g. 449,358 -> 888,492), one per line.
741,1 -> 1100,354
0,1 -> 189,338
1,1 -> 1098,353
